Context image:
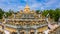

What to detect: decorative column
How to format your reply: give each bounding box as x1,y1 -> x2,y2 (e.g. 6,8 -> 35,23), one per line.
16,30 -> 20,34
16,26 -> 21,34
26,29 -> 29,34
35,29 -> 38,34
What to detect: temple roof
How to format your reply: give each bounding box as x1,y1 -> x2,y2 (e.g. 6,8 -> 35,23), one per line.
24,4 -> 30,13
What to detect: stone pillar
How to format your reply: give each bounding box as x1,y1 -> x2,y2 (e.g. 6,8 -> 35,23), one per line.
35,29 -> 38,34
26,30 -> 29,34
17,30 -> 20,34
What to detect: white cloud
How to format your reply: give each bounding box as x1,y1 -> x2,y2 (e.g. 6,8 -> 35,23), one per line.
30,3 -> 43,10
44,0 -> 59,7
17,6 -> 24,10
0,0 -> 60,11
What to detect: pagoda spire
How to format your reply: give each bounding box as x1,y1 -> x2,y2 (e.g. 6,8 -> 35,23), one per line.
25,1 -> 29,9
24,1 -> 30,13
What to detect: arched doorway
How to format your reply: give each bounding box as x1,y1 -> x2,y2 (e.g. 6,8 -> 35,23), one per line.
11,32 -> 17,34
30,32 -> 34,34
20,32 -> 24,34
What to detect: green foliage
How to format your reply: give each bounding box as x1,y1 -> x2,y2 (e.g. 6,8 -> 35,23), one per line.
54,8 -> 60,21
36,10 -> 40,13
0,9 -> 14,19
0,8 -> 4,19
5,9 -> 14,18
42,8 -> 60,22
42,10 -> 48,17
48,9 -> 55,18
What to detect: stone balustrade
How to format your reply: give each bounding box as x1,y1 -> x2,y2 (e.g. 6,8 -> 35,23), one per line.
5,23 -> 47,30
6,19 -> 45,21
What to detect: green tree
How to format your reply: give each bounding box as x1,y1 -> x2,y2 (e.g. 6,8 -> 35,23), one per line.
42,8 -> 60,22
5,9 -> 14,18
42,10 -> 48,17
48,9 -> 55,19
36,10 -> 40,14
54,8 -> 60,21
0,8 -> 4,19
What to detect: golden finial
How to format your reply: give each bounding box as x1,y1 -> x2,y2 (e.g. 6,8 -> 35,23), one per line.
25,0 -> 30,9
24,0 -> 30,13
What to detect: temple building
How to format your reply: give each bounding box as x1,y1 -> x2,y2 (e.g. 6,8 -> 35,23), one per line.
0,4 -> 59,34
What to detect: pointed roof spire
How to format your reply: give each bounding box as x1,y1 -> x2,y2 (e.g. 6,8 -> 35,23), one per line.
25,4 -> 30,9
24,0 -> 30,13
25,0 -> 30,9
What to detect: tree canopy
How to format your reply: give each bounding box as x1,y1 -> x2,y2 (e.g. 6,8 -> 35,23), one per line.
0,8 -> 4,19
42,8 -> 60,22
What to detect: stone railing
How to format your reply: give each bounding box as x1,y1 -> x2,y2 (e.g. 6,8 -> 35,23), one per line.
6,19 -> 45,21
5,23 -> 47,29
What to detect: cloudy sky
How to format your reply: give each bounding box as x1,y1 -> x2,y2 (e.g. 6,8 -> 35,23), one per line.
0,0 -> 60,11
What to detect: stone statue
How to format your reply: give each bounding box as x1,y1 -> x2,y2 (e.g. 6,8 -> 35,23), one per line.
46,13 -> 49,18
3,13 -> 6,18
46,13 -> 50,23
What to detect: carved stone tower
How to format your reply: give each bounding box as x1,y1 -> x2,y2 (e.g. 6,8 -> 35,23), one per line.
24,4 -> 30,13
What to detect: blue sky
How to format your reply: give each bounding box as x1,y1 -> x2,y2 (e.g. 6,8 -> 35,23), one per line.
0,0 -> 60,11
